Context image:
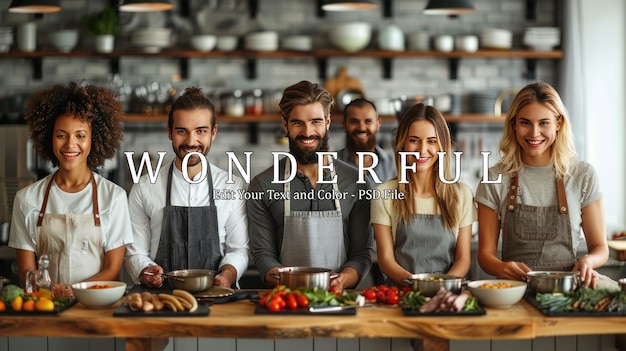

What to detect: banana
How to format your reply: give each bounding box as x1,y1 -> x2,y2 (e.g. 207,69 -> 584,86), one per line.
176,296 -> 192,310
158,293 -> 185,311
173,289 -> 199,313
161,299 -> 178,312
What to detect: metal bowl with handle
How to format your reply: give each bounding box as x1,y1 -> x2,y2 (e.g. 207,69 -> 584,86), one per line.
165,269 -> 216,292
270,267 -> 338,290
402,273 -> 464,297
526,271 -> 579,294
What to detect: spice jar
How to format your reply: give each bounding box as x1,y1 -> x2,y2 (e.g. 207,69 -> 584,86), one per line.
224,89 -> 244,117
245,89 -> 264,115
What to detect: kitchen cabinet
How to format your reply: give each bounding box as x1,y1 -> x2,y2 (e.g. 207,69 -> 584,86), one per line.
0,49 -> 563,80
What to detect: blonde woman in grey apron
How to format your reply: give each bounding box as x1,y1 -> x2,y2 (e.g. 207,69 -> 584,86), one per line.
9,83 -> 132,290
279,159 -> 347,271
372,103 -> 476,286
476,82 -> 612,289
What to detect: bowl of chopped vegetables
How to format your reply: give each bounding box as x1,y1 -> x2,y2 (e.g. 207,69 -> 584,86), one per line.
467,279 -> 527,309
71,281 -> 126,309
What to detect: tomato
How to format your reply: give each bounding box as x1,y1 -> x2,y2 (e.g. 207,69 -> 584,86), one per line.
363,289 -> 377,300
267,299 -> 281,312
285,293 -> 298,310
11,296 -> 23,311
259,292 -> 271,307
35,298 -> 55,312
272,295 -> 285,309
376,290 -> 386,303
386,291 -> 399,305
330,285 -> 342,297
378,285 -> 389,293
23,299 -> 35,312
296,294 -> 309,308
401,287 -> 412,296
0,301 -> 5,312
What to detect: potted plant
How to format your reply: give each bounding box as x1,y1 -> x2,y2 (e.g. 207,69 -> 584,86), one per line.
83,7 -> 119,53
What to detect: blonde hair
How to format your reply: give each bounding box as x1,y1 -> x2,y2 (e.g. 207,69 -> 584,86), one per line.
393,103 -> 461,229
497,82 -> 577,178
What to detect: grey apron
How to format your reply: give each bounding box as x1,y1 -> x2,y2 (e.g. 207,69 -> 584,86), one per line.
279,159 -> 347,271
393,213 -> 456,277
502,175 -> 577,271
154,163 -> 222,273
36,173 -> 104,285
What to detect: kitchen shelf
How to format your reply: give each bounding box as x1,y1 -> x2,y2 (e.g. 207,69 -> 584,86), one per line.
0,49 -> 563,80
123,113 -> 505,124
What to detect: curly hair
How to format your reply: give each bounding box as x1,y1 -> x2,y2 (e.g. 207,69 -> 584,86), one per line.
497,81 -> 577,179
24,82 -> 124,171
393,103 -> 461,229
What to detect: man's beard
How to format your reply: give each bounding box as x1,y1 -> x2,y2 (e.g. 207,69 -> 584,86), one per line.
288,132 -> 330,165
173,144 -> 208,167
346,131 -> 377,152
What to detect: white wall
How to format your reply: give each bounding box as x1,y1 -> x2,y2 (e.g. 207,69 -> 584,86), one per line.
580,0 -> 626,234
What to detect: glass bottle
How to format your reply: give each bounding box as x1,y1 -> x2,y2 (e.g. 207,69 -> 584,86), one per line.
36,254 -> 52,299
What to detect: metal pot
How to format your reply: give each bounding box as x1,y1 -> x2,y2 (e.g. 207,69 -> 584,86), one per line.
270,267 -> 338,290
401,273 -> 464,297
391,95 -> 434,120
526,271 -> 579,294
165,269 -> 216,292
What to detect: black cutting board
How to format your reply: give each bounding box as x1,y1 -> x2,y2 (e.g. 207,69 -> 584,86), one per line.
0,298 -> 77,316
254,304 -> 357,315
113,285 -> 209,317
524,294 -> 626,317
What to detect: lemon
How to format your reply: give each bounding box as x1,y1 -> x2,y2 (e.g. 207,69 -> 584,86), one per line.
36,298 -> 55,312
11,296 -> 23,311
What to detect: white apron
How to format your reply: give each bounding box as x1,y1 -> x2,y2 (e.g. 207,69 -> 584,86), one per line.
36,173 -> 104,285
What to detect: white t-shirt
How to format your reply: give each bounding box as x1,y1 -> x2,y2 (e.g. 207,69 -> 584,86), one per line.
9,173 -> 133,253
124,162 -> 249,284
370,179 -> 477,241
475,161 -> 602,251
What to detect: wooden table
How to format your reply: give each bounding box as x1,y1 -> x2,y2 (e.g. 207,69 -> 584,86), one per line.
0,294 -> 624,351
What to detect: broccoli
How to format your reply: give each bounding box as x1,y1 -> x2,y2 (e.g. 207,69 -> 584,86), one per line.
0,284 -> 24,304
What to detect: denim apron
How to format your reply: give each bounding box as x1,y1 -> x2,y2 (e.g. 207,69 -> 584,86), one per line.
36,173 -> 104,285
279,159 -> 347,271
502,176 -> 577,271
393,213 -> 456,277
154,163 -> 222,273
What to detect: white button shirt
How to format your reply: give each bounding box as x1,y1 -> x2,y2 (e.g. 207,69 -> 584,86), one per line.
125,161 -> 249,284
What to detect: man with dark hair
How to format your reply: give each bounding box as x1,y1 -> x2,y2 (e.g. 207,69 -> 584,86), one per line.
247,80 -> 372,292
337,98 -> 396,185
125,87 -> 249,289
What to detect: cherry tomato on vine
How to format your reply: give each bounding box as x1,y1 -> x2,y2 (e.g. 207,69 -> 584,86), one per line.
296,295 -> 309,307
363,289 -> 377,300
286,293 -> 298,310
267,299 -> 281,312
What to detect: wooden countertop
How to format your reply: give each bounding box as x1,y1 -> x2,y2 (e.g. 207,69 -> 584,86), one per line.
0,291 -> 624,351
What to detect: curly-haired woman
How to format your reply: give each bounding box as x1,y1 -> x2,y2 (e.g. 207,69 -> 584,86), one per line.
9,82 -> 133,288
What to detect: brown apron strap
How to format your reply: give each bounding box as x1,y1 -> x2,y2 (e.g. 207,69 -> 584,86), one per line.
506,175 -> 519,211
91,175 -> 101,226
556,178 -> 568,214
37,175 -> 56,227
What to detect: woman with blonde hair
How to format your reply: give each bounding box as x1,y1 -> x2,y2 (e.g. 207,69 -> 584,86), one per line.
475,81 -> 609,288
371,103 -> 476,285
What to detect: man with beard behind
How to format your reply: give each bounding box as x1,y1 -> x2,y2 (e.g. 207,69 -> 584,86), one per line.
247,80 -> 373,293
337,98 -> 396,186
124,87 -> 249,289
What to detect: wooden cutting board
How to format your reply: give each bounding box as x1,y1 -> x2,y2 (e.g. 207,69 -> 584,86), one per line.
324,66 -> 364,104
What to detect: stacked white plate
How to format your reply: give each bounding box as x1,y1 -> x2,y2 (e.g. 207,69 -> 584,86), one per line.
281,35 -> 312,52
523,27 -> 561,51
131,28 -> 172,53
480,28 -> 513,49
0,27 -> 14,53
245,31 -> 279,51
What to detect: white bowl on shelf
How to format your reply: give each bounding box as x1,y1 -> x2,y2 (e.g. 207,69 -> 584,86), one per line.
328,22 -> 372,53
217,35 -> 238,51
191,35 -> 217,52
49,29 -> 79,53
244,31 -> 279,51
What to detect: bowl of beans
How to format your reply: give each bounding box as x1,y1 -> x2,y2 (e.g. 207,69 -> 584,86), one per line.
467,279 -> 527,309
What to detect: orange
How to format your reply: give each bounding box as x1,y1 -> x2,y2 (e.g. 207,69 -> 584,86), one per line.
0,301 -> 5,311
35,298 -> 55,312
11,296 -> 23,311
23,299 -> 35,312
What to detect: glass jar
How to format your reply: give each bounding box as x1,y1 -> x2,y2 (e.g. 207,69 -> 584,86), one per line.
245,89 -> 264,116
224,89 -> 244,117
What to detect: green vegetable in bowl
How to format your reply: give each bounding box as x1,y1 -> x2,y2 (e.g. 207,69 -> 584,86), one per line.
0,284 -> 24,305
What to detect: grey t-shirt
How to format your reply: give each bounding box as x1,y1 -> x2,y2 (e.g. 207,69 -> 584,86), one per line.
246,156 -> 373,286
475,161 -> 602,251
